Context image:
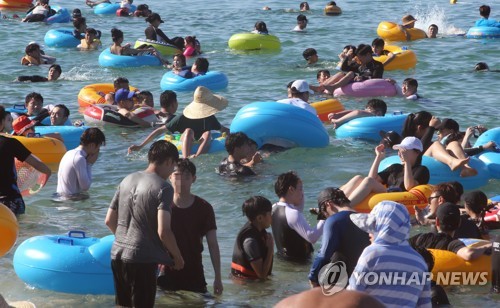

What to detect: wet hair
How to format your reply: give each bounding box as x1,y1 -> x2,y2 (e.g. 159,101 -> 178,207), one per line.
72,8 -> 82,18
185,35 -> 196,46
300,2 -> 309,10
25,43 -> 40,54
429,24 -> 438,30
25,92 -> 44,105
254,21 -> 268,33
355,44 -> 372,56
111,28 -> 124,43
49,64 -> 62,75
371,38 -> 385,48
302,48 -> 317,60
479,5 -> 491,18
343,45 -> 356,54
172,37 -> 185,50
80,127 -> 106,147
160,90 -> 177,109
366,99 -> 387,116
175,158 -> 196,176
137,91 -> 153,106
194,57 -> 209,73
297,14 -> 308,22
148,140 -> 179,165
402,111 -> 432,138
242,196 -> 272,221
432,183 -> 460,204
403,78 -> 418,89
73,17 -> 86,29
275,171 -> 300,198
53,104 -> 70,117
316,69 -> 330,79
40,0 -> 49,5
474,62 -> 489,71
114,77 -> 129,89
85,27 -> 97,36
447,181 -> 463,200
225,132 -> 251,155
464,190 -> 488,214
327,1 -> 337,5
173,53 -> 187,66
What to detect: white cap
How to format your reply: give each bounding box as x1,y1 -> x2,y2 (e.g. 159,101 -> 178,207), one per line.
291,80 -> 313,94
392,136 -> 423,152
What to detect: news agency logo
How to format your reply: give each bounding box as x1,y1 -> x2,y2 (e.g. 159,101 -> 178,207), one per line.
318,261 -> 349,296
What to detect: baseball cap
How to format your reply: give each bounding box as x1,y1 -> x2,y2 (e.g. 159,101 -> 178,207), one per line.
436,202 -> 461,231
291,80 -> 313,94
146,13 -> 164,23
438,118 -> 459,132
115,89 -> 135,103
392,136 -> 423,152
317,187 -> 348,206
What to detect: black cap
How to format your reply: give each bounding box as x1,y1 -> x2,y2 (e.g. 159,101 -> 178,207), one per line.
438,118 -> 459,132
436,202 -> 461,232
317,187 -> 348,206
379,130 -> 402,148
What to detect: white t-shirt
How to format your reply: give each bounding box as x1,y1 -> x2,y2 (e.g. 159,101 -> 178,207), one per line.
276,98 -> 317,115
273,201 -> 324,244
56,147 -> 93,196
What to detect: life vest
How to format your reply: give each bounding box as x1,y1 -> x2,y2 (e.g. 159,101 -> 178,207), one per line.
271,203 -> 313,261
231,221 -> 271,279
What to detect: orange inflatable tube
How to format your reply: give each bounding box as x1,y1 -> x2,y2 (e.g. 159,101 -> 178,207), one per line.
78,84 -> 139,107
311,99 -> 345,122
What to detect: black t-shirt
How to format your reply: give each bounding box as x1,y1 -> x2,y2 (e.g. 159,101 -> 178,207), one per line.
0,136 -> 32,199
144,25 -> 175,46
166,114 -> 221,140
218,157 -> 256,176
409,232 -> 466,253
341,58 -> 384,80
158,196 -> 216,292
453,215 -> 483,239
378,163 -> 430,191
15,75 -> 48,83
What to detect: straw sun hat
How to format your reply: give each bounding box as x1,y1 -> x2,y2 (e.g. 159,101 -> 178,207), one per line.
183,86 -> 228,119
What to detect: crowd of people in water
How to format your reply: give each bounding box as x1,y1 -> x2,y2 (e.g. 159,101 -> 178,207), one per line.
1,1 -> 500,307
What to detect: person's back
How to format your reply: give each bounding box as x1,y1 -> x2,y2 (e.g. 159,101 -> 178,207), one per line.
475,5 -> 500,27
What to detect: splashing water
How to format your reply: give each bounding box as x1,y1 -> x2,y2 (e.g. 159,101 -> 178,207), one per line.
413,4 -> 466,35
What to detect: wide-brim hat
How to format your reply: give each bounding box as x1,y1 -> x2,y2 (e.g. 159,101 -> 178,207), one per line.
402,14 -> 417,26
183,86 -> 228,119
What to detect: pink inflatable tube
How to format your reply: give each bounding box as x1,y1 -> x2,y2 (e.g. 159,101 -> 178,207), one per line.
334,79 -> 398,98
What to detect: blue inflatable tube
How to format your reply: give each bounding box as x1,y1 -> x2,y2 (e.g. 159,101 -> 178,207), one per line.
466,26 -> 500,39
13,231 -> 114,295
474,127 -> 500,179
46,6 -> 71,24
378,155 -> 490,190
94,3 -> 136,15
230,102 -> 329,148
44,28 -> 80,48
160,71 -> 229,92
156,132 -> 226,156
335,112 -> 407,141
37,126 -> 86,150
98,48 -> 161,68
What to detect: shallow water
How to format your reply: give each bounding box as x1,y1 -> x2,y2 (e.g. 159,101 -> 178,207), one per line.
1,0 -> 499,306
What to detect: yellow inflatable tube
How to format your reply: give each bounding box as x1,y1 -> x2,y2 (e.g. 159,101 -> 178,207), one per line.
0,203 -> 18,257
228,33 -> 281,50
377,21 -> 427,42
78,84 -> 139,107
12,135 -> 66,172
373,45 -> 417,70
429,239 -> 491,286
134,39 -> 182,56
311,99 -> 345,122
355,184 -> 433,214
324,5 -> 342,16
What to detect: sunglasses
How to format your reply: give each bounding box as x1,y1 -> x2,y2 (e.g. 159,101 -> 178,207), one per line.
428,195 -> 440,203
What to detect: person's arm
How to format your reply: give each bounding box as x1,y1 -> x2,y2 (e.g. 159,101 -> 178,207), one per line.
456,242 -> 491,261
73,154 -> 94,191
206,230 -> 223,295
105,189 -> 120,233
24,154 -> 51,178
247,234 -> 274,279
287,208 -> 325,244
399,150 -> 422,190
155,28 -> 176,46
309,218 -> 339,286
158,209 -> 184,270
121,110 -> 154,128
128,126 -> 168,153
368,144 -> 385,179
121,45 -> 155,56
331,110 -> 373,128
382,52 -> 396,67
421,117 -> 439,152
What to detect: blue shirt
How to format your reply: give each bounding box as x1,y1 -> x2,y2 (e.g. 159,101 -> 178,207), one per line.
475,18 -> 500,27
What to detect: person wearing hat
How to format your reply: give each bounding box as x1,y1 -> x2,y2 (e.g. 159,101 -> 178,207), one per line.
348,201 -> 431,307
308,187 -> 370,287
115,89 -> 154,128
327,99 -> 387,129
128,86 -> 229,158
0,105 -> 51,215
410,202 -> 492,261
340,136 -> 430,209
398,14 -> 421,41
134,4 -> 152,17
293,14 -> 308,31
145,13 -> 177,46
277,80 -> 317,115
12,115 -> 63,141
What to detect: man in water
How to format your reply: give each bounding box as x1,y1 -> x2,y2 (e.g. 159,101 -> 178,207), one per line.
15,64 -> 61,82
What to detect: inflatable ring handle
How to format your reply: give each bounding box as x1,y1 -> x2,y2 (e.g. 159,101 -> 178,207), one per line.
68,230 -> 86,238
13,104 -> 25,109
57,238 -> 74,245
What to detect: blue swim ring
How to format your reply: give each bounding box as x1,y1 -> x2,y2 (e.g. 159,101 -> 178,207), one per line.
474,127 -> 500,179
98,48 -> 161,68
45,6 -> 71,24
36,125 -> 86,150
13,231 -> 114,295
94,3 -> 136,15
156,132 -> 226,156
466,26 -> 500,39
44,28 -> 80,48
160,71 -> 229,92
379,155 -> 490,190
335,112 -> 407,141
230,102 -> 329,148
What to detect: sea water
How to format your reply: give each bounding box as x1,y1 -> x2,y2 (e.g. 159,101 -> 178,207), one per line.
0,0 -> 499,306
